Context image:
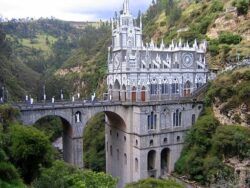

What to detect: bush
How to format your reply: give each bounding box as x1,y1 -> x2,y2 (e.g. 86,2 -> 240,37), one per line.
218,32 -> 242,45
211,0 -> 224,12
125,178 -> 184,188
233,0 -> 249,15
209,45 -> 220,56
238,85 -> 250,101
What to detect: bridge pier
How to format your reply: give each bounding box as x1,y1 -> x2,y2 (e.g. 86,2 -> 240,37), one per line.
72,137 -> 84,168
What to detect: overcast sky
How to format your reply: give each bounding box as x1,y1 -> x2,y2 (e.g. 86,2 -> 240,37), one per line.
0,0 -> 152,21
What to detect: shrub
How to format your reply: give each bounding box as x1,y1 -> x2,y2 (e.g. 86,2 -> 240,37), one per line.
210,0 -> 224,12
160,21 -> 165,27
125,178 -> 184,188
33,160 -> 118,188
233,0 -> 249,15
238,85 -> 250,101
218,32 -> 242,45
212,125 -> 250,160
208,44 -> 219,56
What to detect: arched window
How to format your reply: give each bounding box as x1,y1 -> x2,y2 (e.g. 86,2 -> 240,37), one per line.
192,114 -> 196,125
147,150 -> 156,170
184,81 -> 191,97
117,149 -> 119,160
163,138 -> 168,144
135,158 -> 138,172
148,112 -> 157,130
75,111 -> 82,123
196,77 -> 203,88
171,79 -> 179,94
150,83 -> 158,95
114,79 -> 121,101
132,86 -> 136,102
177,136 -> 180,142
173,109 -> 182,127
150,139 -> 154,146
161,83 -> 169,94
141,86 -> 146,102
124,153 -> 127,165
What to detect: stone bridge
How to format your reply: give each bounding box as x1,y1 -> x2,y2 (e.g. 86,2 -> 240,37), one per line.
14,94 -> 205,187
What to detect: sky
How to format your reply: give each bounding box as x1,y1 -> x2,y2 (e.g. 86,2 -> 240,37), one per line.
0,0 -> 152,21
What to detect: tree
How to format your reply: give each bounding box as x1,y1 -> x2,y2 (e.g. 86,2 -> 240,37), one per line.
32,160 -> 117,188
9,125 -> 53,183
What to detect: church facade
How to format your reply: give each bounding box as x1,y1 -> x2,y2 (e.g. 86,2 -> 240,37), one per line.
105,1 -> 208,187
107,0 -> 208,102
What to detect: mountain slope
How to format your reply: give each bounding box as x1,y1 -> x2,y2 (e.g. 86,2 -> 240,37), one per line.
143,0 -> 250,68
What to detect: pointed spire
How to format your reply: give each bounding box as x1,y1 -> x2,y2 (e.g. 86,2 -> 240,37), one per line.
150,39 -> 154,48
193,39 -> 198,48
123,0 -> 130,15
160,39 -> 164,49
111,18 -> 114,31
140,14 -> 142,29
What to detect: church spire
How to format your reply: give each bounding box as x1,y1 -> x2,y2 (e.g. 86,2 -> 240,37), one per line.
123,0 -> 130,15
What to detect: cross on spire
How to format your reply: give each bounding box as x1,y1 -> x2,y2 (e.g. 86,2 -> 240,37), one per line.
123,0 -> 130,15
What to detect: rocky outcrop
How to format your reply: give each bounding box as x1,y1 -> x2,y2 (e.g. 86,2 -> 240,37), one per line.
213,101 -> 250,127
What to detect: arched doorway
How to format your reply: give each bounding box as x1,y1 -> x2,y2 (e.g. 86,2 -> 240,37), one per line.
121,85 -> 126,102
161,148 -> 170,176
147,150 -> 156,177
184,81 -> 191,97
132,86 -> 136,102
34,116 -> 73,164
141,86 -> 146,102
114,80 -> 121,101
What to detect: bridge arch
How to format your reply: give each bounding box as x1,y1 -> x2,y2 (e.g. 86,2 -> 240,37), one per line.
33,115 -> 73,164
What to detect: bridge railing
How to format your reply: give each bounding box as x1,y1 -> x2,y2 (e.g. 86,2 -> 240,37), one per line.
10,84 -> 209,110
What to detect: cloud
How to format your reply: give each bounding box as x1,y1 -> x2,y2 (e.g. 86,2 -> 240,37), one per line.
0,0 -> 151,21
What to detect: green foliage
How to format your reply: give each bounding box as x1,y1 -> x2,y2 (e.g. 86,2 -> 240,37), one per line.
218,32 -> 242,45
83,113 -> 105,172
125,178 -> 184,188
9,125 -> 53,183
175,109 -> 236,185
175,100 -> 250,185
165,0 -> 182,26
233,0 -> 249,15
212,126 -> 250,160
0,105 -> 19,124
205,68 -> 250,112
210,0 -> 224,12
32,160 -> 117,188
34,116 -> 63,142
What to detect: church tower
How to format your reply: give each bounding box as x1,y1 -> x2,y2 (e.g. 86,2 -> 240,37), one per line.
112,0 -> 142,50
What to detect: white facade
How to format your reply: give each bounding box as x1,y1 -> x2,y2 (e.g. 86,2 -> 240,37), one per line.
107,0 -> 208,102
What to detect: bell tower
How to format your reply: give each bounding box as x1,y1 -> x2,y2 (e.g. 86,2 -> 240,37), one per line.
112,0 -> 142,50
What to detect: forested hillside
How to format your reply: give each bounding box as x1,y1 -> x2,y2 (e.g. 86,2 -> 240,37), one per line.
0,18 -> 110,101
